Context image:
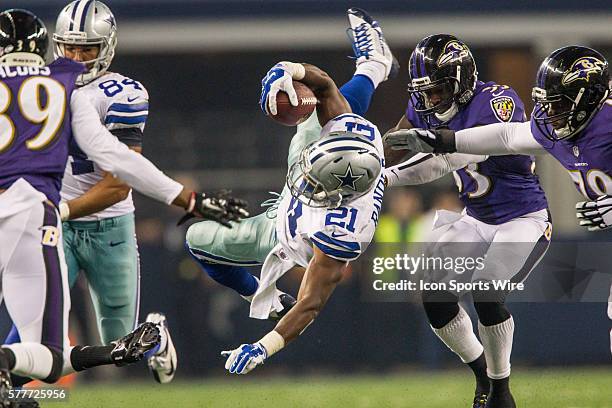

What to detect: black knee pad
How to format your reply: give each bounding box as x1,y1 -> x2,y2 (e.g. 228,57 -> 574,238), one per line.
473,301 -> 510,326
422,290 -> 460,329
41,347 -> 63,384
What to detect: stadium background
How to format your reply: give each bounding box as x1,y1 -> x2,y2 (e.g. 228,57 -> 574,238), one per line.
4,0 -> 612,404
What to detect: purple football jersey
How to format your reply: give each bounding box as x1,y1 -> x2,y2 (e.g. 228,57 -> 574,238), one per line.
406,81 -> 549,224
531,100 -> 612,200
0,58 -> 85,205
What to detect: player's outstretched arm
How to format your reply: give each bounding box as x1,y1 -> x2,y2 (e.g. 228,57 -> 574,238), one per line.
60,161 -> 137,221
70,91 -> 249,226
221,247 -> 345,374
385,152 -> 488,187
383,121 -> 545,156
299,63 -> 351,126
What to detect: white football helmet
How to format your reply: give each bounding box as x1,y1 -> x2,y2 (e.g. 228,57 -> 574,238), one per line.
53,0 -> 117,85
287,131 -> 383,209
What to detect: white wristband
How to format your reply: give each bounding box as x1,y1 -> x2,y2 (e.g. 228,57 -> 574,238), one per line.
59,201 -> 70,221
278,61 -> 306,81
258,330 -> 285,357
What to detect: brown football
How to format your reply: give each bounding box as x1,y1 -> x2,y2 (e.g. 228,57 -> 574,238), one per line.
271,81 -> 317,126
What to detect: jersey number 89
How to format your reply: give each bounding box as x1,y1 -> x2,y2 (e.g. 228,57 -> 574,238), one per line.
0,77 -> 66,153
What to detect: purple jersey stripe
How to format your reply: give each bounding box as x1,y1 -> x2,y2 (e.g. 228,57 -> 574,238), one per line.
509,232 -> 551,285
40,201 -> 65,356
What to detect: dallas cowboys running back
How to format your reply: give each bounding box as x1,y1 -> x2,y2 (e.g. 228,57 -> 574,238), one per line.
221,61 -> 385,375
383,34 -> 550,408
185,8 -> 396,318
385,45 -> 612,358
0,8 -> 246,402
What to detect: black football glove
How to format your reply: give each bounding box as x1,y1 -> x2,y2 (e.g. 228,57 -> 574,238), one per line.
383,128 -> 457,154
178,190 -> 249,227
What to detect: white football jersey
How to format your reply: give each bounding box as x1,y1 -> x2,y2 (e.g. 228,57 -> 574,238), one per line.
61,72 -> 149,220
275,113 -> 385,267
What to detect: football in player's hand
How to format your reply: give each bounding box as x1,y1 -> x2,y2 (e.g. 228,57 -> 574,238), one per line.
271,81 -> 317,126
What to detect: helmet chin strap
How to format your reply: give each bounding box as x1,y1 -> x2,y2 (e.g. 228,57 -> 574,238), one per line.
0,53 -> 45,67
435,102 -> 459,122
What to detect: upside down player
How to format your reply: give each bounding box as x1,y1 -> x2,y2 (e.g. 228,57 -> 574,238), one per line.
382,35 -> 551,408
185,8 -> 396,317
221,59 -> 385,374
385,45 -> 612,357
0,8 -> 247,402
5,0 -> 178,385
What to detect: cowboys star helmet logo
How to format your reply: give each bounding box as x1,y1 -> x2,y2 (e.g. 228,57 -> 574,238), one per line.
437,41 -> 470,67
561,57 -> 606,85
331,164 -> 364,191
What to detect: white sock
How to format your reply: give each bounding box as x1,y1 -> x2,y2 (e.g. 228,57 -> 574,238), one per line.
432,307 -> 484,363
478,316 -> 515,379
62,346 -> 76,376
4,343 -> 54,380
355,61 -> 386,88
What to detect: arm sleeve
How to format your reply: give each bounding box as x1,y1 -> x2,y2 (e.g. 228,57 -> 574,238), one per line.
110,128 -> 143,148
384,152 -> 488,187
70,90 -> 183,205
455,122 -> 545,155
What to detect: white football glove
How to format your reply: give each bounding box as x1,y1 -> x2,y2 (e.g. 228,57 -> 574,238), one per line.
259,63 -> 299,116
576,195 -> 612,231
221,343 -> 267,375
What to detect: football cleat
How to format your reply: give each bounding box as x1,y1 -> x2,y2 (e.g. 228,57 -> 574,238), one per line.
346,7 -> 399,80
111,322 -> 161,367
484,390 -> 516,408
268,292 -> 297,321
473,392 -> 488,408
146,313 -> 177,384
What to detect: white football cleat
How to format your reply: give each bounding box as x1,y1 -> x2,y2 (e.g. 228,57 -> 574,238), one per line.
146,312 -> 177,384
346,7 -> 399,81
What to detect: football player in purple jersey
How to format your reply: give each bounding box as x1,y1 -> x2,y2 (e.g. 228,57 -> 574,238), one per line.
386,43 -> 612,388
0,8 -> 247,402
383,34 -> 551,408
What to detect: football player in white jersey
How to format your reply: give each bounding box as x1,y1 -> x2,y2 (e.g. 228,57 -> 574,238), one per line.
5,0 -> 175,384
221,61 -> 386,374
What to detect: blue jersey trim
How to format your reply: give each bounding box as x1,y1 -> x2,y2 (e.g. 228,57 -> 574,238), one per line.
311,239 -> 359,260
318,136 -> 376,148
312,231 -> 360,251
332,113 -> 364,121
105,115 -> 148,125
108,102 -> 149,113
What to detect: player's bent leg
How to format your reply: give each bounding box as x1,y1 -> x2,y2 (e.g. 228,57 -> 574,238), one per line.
472,210 -> 550,408
2,201 -> 69,384
423,290 -> 489,404
77,214 -> 140,344
186,212 -> 275,296
422,216 -> 490,406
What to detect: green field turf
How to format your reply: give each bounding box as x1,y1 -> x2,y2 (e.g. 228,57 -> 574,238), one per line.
56,368 -> 611,408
